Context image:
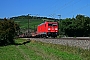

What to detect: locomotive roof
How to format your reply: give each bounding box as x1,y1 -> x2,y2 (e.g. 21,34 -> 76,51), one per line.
38,21 -> 57,26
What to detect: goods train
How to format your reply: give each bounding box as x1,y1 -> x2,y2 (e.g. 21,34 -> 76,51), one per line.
19,21 -> 58,38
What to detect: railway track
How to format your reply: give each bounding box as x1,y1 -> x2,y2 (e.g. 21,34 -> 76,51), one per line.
60,37 -> 90,40
52,38 -> 90,40
24,37 -> 90,40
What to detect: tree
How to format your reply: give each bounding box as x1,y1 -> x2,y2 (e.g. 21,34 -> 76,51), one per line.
60,15 -> 90,37
0,18 -> 20,46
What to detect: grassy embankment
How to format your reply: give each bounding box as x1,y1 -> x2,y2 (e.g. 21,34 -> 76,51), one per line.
0,38 -> 90,60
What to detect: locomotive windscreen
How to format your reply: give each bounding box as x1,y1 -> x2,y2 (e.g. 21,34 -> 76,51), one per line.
48,24 -> 52,26
48,24 -> 57,26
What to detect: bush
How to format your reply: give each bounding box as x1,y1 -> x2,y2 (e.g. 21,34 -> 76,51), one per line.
0,18 -> 20,45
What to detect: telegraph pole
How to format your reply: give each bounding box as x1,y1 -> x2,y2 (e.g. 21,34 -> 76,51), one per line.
27,14 -> 31,37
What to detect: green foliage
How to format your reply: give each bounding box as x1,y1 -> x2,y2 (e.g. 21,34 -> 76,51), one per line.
60,14 -> 90,37
0,18 -> 20,45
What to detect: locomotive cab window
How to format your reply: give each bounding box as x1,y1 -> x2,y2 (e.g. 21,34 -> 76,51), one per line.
48,24 -> 52,26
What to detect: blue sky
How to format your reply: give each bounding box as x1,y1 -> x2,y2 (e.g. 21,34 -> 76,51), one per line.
0,0 -> 90,19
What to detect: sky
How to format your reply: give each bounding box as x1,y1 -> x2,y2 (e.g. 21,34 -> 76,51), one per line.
0,0 -> 90,19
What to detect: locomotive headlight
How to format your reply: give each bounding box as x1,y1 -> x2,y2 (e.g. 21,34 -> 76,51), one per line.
55,28 -> 58,30
48,28 -> 50,30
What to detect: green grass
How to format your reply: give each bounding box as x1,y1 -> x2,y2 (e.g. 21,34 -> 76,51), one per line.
14,19 -> 43,29
0,45 -> 24,60
0,38 -> 90,60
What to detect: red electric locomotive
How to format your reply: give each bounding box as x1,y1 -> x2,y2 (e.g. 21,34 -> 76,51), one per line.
36,21 -> 58,38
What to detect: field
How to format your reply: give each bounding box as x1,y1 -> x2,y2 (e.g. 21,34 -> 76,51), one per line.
0,38 -> 90,60
14,19 -> 43,29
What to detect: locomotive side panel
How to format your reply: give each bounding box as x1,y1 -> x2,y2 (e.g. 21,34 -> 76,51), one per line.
37,23 -> 47,37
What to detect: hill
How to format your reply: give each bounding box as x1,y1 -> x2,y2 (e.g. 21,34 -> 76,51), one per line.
9,15 -> 57,33
0,15 -> 58,34
11,15 -> 57,30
